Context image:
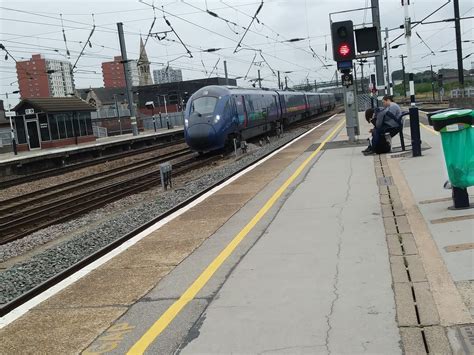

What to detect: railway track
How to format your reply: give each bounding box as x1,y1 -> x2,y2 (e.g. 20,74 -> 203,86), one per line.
0,138 -> 186,189
0,109 -> 342,246
0,147 -> 217,245
0,109 -> 341,317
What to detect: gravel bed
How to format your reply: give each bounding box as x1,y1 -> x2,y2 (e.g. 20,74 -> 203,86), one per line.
0,143 -> 188,202
0,128 -> 306,305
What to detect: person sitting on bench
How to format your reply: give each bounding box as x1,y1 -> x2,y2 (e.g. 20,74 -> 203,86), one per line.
362,95 -> 402,155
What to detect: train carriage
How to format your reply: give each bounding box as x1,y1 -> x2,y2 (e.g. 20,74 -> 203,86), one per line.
185,85 -> 335,152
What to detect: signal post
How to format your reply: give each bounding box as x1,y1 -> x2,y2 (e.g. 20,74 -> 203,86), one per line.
330,20 -> 359,142
329,10 -> 383,143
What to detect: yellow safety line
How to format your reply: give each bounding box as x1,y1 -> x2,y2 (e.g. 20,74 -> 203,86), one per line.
127,119 -> 346,355
420,122 -> 439,136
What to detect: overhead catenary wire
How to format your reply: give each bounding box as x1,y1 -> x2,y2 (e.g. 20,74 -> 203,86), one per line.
71,14 -> 96,72
0,1 -> 334,91
233,0 -> 264,53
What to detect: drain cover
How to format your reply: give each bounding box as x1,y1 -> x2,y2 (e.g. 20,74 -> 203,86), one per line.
456,325 -> 474,353
377,176 -> 393,186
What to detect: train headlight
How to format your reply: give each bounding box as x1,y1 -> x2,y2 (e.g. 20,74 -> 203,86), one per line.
184,118 -> 189,128
213,115 -> 221,124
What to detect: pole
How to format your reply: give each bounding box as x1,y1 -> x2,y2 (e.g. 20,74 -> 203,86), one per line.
400,55 -> 407,98
277,71 -> 281,90
360,61 -> 365,92
113,94 -> 123,135
223,60 -> 229,85
285,76 -> 288,90
370,74 -> 376,108
371,0 -> 385,99
384,27 -> 393,96
353,62 -> 358,93
430,63 -> 435,101
343,84 -> 359,143
314,80 -> 317,92
5,93 -> 18,155
117,22 -> 138,136
163,95 -> 169,129
335,70 -> 339,87
453,0 -> 464,93
403,0 -> 421,157
258,69 -> 261,88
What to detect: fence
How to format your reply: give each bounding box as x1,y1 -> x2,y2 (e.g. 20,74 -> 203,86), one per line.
451,87 -> 474,98
357,94 -> 373,112
92,126 -> 108,138
141,111 -> 185,131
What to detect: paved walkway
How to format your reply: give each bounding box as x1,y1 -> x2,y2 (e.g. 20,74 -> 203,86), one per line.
2,113 -> 472,354
181,132 -> 401,354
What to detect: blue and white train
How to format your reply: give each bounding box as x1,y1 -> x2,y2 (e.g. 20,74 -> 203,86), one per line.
184,85 -> 336,152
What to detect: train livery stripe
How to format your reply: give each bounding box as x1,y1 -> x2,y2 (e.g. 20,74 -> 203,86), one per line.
127,118 -> 345,354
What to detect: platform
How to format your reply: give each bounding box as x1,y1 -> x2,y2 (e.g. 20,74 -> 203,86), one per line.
0,127 -> 183,177
0,114 -> 472,354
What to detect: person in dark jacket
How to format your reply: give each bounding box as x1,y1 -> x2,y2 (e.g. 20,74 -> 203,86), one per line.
362,96 -> 402,155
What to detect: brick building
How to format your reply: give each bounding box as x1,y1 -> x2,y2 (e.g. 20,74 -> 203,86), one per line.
101,56 -> 139,88
16,54 -> 74,99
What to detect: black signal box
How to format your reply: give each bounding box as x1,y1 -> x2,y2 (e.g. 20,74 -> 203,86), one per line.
331,20 -> 356,62
354,27 -> 379,53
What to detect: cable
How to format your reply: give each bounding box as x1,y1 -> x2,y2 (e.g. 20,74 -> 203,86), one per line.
234,0 -> 263,53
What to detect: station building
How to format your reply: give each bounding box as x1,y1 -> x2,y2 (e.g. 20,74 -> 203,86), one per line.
12,97 -> 96,151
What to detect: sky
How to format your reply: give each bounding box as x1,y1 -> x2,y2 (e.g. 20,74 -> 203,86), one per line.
0,0 -> 472,107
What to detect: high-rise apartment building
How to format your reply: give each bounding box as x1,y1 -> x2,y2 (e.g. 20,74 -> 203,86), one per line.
153,67 -> 183,84
102,56 -> 139,88
16,54 -> 75,99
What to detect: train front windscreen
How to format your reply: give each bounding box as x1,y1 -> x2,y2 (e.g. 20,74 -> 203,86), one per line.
190,97 -> 218,117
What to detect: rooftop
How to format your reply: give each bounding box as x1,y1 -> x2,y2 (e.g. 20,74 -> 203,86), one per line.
13,97 -> 96,113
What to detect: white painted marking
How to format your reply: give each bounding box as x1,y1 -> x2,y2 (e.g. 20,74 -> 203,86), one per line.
0,114 -> 338,328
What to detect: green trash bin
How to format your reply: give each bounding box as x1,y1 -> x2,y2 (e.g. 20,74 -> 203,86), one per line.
431,109 -> 474,189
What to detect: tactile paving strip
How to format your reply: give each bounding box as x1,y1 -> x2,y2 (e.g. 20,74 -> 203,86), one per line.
375,154 -> 453,354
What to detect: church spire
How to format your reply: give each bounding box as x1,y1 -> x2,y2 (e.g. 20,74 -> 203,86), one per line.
137,36 -> 153,85
139,36 -> 149,64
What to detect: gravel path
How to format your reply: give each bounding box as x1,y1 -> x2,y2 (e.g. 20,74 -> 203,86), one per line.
0,129 -> 306,305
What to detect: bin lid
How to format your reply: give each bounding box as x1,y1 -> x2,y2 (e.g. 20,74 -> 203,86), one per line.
431,109 -> 473,121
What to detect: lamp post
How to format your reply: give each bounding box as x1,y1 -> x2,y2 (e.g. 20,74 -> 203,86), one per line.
160,94 -> 169,129
113,93 -> 125,135
1,90 -> 20,155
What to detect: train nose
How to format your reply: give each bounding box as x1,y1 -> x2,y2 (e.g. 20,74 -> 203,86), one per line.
186,123 -> 218,151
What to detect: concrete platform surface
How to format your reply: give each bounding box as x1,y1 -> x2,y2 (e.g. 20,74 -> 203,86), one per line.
2,113 -> 472,354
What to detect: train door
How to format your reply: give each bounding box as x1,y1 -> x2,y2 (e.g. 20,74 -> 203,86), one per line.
235,95 -> 248,128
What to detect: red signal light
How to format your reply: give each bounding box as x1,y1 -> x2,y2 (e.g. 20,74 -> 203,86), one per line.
338,43 -> 351,56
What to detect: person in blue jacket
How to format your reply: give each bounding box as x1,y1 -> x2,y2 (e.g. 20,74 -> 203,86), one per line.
362,96 -> 402,155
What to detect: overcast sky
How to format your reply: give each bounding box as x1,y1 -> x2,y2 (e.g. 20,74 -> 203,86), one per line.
0,0 -> 472,105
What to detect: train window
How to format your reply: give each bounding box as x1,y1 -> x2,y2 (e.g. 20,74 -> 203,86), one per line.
235,96 -> 245,115
191,97 -> 217,115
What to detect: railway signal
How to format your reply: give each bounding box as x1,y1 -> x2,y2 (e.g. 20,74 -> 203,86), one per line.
331,20 -> 356,62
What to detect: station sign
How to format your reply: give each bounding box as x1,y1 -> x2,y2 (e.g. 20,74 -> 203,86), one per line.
341,73 -> 354,87
5,111 -> 15,117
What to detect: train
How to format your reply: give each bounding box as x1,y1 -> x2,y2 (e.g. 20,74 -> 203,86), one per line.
184,85 -> 336,152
